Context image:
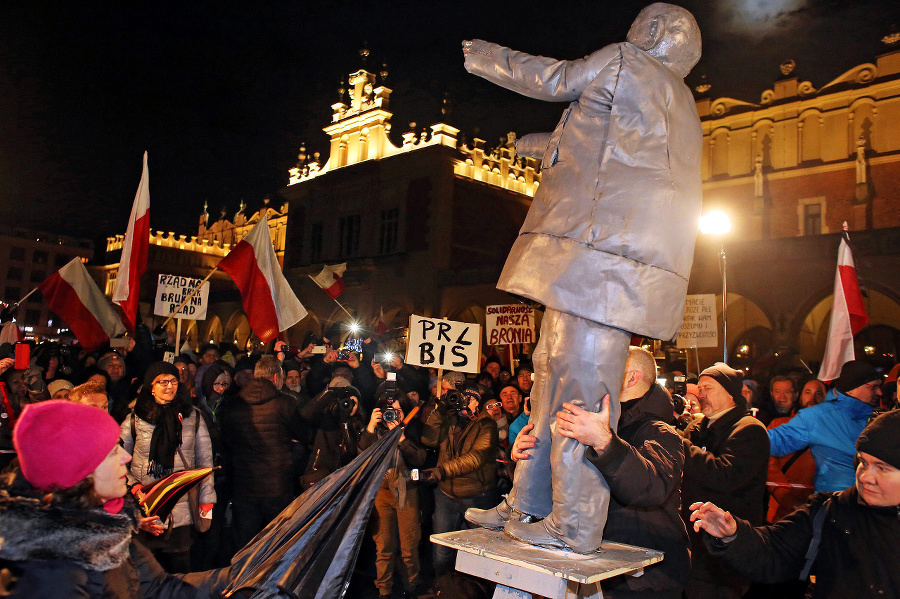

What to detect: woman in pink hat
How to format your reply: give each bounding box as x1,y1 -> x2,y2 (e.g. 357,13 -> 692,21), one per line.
0,400 -> 227,597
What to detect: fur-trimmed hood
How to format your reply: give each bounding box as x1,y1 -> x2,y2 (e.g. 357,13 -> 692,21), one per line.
0,482 -> 135,572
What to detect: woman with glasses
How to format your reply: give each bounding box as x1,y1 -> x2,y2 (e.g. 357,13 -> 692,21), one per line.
120,362 -> 216,573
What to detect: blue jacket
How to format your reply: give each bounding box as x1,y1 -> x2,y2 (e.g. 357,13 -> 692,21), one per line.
768,389 -> 872,492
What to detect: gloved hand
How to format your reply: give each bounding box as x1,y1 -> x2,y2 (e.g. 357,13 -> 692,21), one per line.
421,466 -> 444,485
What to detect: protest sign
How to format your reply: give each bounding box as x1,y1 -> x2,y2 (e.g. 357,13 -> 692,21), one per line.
676,294 -> 718,349
485,304 -> 535,346
153,274 -> 209,320
405,315 -> 481,374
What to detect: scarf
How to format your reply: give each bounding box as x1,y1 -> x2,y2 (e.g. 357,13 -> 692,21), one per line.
134,389 -> 192,478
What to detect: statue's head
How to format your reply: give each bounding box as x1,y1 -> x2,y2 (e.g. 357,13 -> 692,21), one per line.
627,3 -> 701,78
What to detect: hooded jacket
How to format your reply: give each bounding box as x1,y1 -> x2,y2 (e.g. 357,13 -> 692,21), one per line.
585,383 -> 689,593
218,379 -> 306,499
768,389 -> 873,492
0,473 -> 228,598
706,486 -> 900,598
464,40 -> 702,338
421,407 -> 499,498
681,405 -> 769,588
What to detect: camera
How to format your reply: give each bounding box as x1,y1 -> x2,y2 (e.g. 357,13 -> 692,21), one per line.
328,387 -> 356,418
382,407 -> 400,424
439,384 -> 469,412
671,375 -> 687,397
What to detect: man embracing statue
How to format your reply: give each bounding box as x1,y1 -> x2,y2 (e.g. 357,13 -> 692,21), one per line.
464,3 -> 703,553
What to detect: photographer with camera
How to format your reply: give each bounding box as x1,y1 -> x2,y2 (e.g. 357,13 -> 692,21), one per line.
359,379 -> 426,599
300,378 -> 366,489
421,379 -> 499,577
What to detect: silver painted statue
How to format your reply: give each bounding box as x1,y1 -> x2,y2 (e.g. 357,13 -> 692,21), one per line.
464,3 -> 703,553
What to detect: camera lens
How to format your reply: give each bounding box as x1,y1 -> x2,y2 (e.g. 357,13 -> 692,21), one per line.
383,407 -> 399,423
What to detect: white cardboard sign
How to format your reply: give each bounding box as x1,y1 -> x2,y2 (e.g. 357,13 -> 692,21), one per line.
676,294 -> 718,349
153,274 -> 209,320
485,304 -> 536,346
405,315 -> 482,374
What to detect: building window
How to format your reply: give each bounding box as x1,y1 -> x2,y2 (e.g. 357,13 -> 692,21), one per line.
105,270 -> 117,297
4,287 -> 20,303
25,309 -> 41,327
9,247 -> 25,261
796,197 -> 828,237
30,270 -> 45,284
7,266 -> 23,281
338,214 -> 361,258
32,250 -> 48,265
310,223 -> 323,262
803,204 -> 821,236
378,208 -> 399,254
55,253 -> 70,268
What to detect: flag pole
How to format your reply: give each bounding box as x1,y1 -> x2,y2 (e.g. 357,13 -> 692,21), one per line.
12,286 -> 40,308
308,275 -> 355,320
162,267 -> 217,329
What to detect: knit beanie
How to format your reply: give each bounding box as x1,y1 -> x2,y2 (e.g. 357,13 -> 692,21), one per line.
14,400 -> 121,491
856,410 -> 900,469
143,361 -> 180,387
699,363 -> 745,408
835,360 -> 881,393
48,379 -> 74,396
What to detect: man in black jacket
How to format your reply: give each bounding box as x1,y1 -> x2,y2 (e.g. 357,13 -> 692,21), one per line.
525,346 -> 689,597
219,356 -> 306,550
681,363 -> 770,599
690,409 -> 900,599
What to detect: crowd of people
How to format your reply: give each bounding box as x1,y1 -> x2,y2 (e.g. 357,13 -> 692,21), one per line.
0,325 -> 897,599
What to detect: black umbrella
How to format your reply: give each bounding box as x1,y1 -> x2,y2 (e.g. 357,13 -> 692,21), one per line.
224,425 -> 403,599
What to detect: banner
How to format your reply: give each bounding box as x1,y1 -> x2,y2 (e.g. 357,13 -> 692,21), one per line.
676,294 -> 718,349
405,315 -> 481,374
153,274 -> 209,320
485,304 -> 536,346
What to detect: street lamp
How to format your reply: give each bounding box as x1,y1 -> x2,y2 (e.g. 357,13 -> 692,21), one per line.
700,210 -> 732,364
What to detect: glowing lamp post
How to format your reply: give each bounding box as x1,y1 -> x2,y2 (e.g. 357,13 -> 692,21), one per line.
700,210 -> 732,364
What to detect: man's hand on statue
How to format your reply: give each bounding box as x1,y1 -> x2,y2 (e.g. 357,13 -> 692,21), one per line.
555,396 -> 612,452
689,501 -> 737,538
511,423 -> 537,462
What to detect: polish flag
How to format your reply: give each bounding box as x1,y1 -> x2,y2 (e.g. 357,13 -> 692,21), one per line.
217,215 -> 307,343
374,307 -> 387,334
311,263 -> 347,299
112,152 -> 150,332
39,259 -> 126,353
818,226 -> 869,382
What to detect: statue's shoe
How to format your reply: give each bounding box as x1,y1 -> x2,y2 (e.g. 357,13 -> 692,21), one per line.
465,499 -> 537,530
504,519 -> 572,550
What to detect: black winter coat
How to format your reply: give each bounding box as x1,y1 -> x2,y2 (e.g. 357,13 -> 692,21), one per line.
585,384 -> 689,594
219,379 -> 306,498
706,486 -> 900,598
300,389 -> 365,488
0,475 -> 228,598
681,407 -> 770,588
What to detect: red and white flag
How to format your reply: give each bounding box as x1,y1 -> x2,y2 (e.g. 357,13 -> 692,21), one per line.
311,263 -> 346,300
818,226 -> 869,382
112,152 -> 150,332
39,259 -> 126,353
217,215 -> 307,343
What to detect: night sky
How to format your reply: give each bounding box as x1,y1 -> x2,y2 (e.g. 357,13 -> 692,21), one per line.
0,1 -> 897,246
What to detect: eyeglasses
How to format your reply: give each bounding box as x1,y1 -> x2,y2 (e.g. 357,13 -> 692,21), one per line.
485,402 -> 501,410
154,378 -> 178,387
